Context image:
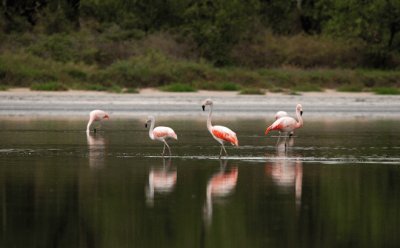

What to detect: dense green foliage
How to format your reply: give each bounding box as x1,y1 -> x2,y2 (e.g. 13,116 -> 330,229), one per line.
0,0 -> 399,91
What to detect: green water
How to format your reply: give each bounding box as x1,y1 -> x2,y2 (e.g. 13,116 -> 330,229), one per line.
0,118 -> 399,248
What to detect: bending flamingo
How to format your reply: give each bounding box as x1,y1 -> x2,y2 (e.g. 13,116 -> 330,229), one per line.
265,104 -> 303,137
86,110 -> 109,133
145,116 -> 178,156
202,99 -> 239,157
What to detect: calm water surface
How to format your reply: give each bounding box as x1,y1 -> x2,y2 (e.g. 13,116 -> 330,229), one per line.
0,118 -> 399,248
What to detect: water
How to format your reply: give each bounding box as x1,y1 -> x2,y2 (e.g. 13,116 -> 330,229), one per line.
0,118 -> 399,247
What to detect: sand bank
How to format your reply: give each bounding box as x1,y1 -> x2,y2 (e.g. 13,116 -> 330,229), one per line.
0,88 -> 399,119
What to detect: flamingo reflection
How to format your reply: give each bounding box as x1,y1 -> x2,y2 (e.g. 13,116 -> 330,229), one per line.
265,137 -> 303,208
204,160 -> 238,226
86,132 -> 106,168
145,158 -> 177,206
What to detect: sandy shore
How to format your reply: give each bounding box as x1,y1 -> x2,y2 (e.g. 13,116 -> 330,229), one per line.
0,88 -> 399,119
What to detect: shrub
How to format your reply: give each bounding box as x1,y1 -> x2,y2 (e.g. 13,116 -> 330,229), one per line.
372,87 -> 400,95
292,83 -> 323,92
239,88 -> 265,95
337,83 -> 364,92
160,83 -> 197,92
30,82 -> 68,91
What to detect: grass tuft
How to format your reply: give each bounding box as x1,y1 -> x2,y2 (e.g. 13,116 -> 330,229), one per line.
160,83 -> 197,92
30,82 -> 67,91
0,85 -> 9,91
239,88 -> 265,95
292,83 -> 323,92
337,83 -> 364,92
372,87 -> 400,95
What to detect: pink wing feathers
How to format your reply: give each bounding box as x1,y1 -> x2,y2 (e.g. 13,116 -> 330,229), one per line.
212,126 -> 239,146
153,126 -> 178,140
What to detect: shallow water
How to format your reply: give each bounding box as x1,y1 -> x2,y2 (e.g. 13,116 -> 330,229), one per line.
0,118 -> 399,247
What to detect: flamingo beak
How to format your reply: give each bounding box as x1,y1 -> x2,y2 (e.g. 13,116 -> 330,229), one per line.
104,115 -> 109,119
300,111 -> 303,116
145,123 -> 148,128
202,105 -> 205,111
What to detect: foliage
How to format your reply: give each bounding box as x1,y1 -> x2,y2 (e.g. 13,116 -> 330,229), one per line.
372,87 -> 400,95
239,88 -> 265,95
160,83 -> 197,92
30,82 -> 68,91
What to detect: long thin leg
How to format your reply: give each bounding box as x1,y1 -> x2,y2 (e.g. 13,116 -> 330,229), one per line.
276,132 -> 282,146
163,140 -> 171,156
162,143 -> 166,156
221,143 -> 228,156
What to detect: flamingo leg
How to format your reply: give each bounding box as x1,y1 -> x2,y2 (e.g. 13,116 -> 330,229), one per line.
220,142 -> 228,157
276,132 -> 282,146
163,140 -> 171,156
162,143 -> 166,156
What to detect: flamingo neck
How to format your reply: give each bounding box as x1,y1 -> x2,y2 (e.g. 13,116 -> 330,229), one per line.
295,109 -> 303,128
207,104 -> 213,133
148,118 -> 155,140
86,118 -> 93,132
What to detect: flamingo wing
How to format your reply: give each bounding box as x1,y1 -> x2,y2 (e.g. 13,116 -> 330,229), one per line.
153,126 -> 177,140
265,117 -> 297,135
212,125 -> 239,146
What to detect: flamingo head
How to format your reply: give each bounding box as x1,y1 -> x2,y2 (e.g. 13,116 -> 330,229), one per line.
103,114 -> 110,120
202,98 -> 213,111
145,116 -> 155,128
296,104 -> 303,116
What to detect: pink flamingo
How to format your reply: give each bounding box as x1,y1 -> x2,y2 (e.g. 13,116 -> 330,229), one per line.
145,116 -> 178,156
202,99 -> 239,157
86,110 -> 109,133
265,104 -> 303,137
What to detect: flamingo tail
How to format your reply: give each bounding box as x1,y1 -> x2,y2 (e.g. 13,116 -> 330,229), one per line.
265,126 -> 272,135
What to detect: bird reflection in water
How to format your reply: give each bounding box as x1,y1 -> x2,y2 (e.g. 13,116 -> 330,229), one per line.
265,137 -> 303,208
145,157 -> 177,207
86,132 -> 106,169
203,159 -> 238,226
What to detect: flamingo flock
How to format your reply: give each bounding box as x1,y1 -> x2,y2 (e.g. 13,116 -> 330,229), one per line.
86,99 -> 304,156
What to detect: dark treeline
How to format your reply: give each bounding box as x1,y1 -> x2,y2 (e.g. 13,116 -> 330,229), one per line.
1,1 -> 400,92
2,0 -> 400,68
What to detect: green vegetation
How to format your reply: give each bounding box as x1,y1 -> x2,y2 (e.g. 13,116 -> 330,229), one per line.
160,83 -> 197,92
292,83 -> 323,92
239,88 -> 265,95
0,0 -> 399,92
0,85 -> 8,91
30,82 -> 68,91
372,87 -> 400,95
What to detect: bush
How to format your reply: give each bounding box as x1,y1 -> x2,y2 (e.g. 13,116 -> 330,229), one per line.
337,83 -> 364,92
30,82 -> 68,91
372,87 -> 400,95
160,83 -> 197,92
292,83 -> 323,92
239,88 -> 265,95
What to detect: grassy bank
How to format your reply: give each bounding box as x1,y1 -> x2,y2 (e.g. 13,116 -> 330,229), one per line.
1,51 -> 400,94
0,30 -> 399,94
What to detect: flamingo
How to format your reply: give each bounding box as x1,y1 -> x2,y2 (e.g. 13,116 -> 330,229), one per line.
265,104 -> 303,137
145,116 -> 178,156
86,110 -> 109,133
201,99 -> 239,157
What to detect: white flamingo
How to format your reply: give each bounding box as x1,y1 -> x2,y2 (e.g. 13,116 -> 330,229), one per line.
265,104 -> 303,137
202,99 -> 239,157
86,110 -> 109,133
145,116 -> 178,156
